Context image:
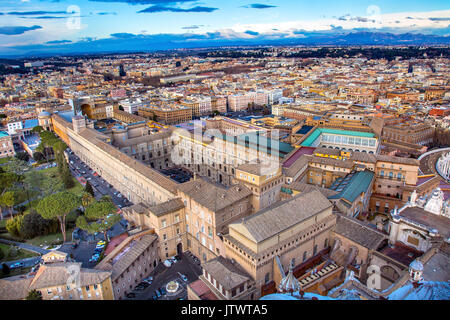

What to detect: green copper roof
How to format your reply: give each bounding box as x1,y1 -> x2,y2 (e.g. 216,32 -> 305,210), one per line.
220,131 -> 294,158
328,170 -> 374,203
301,128 -> 375,147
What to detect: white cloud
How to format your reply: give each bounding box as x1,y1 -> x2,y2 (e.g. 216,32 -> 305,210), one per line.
228,9 -> 450,35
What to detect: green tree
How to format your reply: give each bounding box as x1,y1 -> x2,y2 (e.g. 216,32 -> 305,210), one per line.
1,263 -> 10,276
15,151 -> 30,162
81,192 -> 95,208
36,191 -> 80,242
76,200 -> 120,241
84,181 -> 95,197
21,212 -> 58,239
26,290 -> 43,300
5,215 -> 24,237
33,152 -> 45,163
61,161 -> 74,189
31,126 -> 44,134
1,191 -> 16,218
7,157 -> 28,175
118,105 -> 124,111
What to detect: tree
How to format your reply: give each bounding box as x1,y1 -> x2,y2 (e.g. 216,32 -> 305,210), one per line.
81,192 -> 95,209
36,191 -> 80,242
61,161 -> 74,189
26,290 -> 42,300
33,152 -> 45,162
84,181 -> 95,197
7,157 -> 28,175
76,200 -> 120,241
21,212 -> 58,239
31,126 -> 44,134
15,151 -> 30,162
5,215 -> 23,237
1,191 -> 16,218
118,105 -> 124,111
1,263 -> 10,276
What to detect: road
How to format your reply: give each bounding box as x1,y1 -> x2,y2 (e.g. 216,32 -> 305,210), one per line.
3,256 -> 41,269
0,238 -> 50,255
67,151 -> 132,209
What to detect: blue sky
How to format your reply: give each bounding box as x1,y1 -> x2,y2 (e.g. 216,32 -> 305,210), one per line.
0,0 -> 449,55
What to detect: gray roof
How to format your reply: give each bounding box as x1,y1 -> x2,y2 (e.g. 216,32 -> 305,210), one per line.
333,215 -> 387,250
233,190 -> 332,243
177,178 -> 252,212
202,256 -> 250,291
398,207 -> 450,239
148,198 -> 184,217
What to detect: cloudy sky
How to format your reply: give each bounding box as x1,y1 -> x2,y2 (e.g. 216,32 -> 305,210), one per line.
0,0 -> 449,56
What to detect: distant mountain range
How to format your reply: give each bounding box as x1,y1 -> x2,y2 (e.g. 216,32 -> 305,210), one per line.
2,31 -> 449,58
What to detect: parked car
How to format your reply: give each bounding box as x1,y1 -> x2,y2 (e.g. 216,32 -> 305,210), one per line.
143,276 -> 153,284
163,259 -> 173,268
126,292 -> 136,298
10,262 -> 24,269
178,273 -> 188,282
97,240 -> 106,246
151,295 -> 158,300
72,242 -> 78,249
159,287 -> 167,295
155,290 -> 162,298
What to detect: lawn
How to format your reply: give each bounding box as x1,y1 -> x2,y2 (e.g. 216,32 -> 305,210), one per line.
0,243 -> 38,263
0,157 -> 12,165
25,227 -> 74,247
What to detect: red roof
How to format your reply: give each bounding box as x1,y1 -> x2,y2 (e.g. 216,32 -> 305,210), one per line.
189,279 -> 219,300
104,233 -> 128,256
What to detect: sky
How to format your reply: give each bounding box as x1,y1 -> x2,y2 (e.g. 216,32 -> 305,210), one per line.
0,0 -> 449,56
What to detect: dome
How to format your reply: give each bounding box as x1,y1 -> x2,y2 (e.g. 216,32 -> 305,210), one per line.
278,265 -> 301,293
409,259 -> 424,271
38,110 -> 51,117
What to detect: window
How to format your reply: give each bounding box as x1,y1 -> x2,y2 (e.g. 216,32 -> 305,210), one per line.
265,273 -> 270,284
161,219 -> 167,228
313,245 -> 317,256
303,251 -> 307,262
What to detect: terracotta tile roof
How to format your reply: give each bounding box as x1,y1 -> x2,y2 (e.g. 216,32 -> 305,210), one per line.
95,234 -> 157,281
203,256 -> 250,291
148,198 -> 185,217
78,128 -> 178,194
0,275 -> 34,300
334,214 -> 387,250
232,190 -> 332,243
177,178 -> 252,212
29,262 -> 111,290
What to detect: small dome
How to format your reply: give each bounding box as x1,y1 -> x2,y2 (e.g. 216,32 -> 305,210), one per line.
409,259 -> 424,271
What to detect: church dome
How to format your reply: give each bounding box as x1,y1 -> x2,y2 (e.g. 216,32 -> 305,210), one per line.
278,265 -> 301,293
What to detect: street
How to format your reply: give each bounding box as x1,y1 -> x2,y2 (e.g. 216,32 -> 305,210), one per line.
67,151 -> 132,209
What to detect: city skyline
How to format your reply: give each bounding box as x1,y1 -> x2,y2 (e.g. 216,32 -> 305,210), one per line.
0,0 -> 449,56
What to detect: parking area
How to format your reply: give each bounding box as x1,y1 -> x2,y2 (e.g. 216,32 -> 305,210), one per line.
59,241 -> 99,268
125,252 -> 202,300
67,150 -> 132,209
160,167 -> 193,184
